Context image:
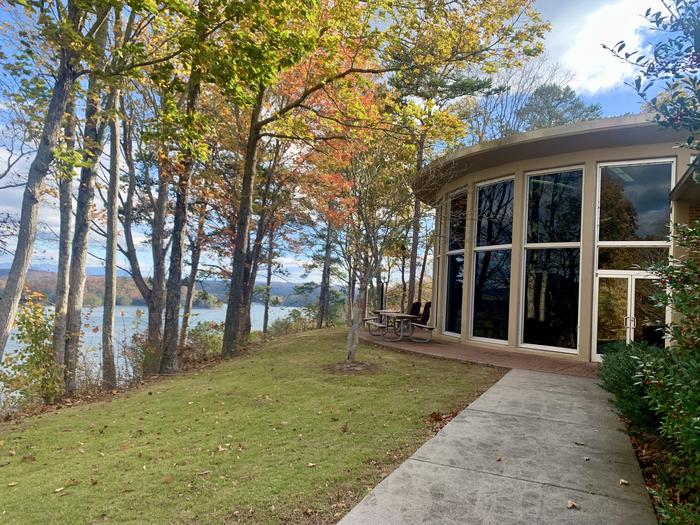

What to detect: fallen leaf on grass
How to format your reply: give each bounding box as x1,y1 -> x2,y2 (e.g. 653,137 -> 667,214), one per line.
21,455 -> 36,463
163,474 -> 174,484
566,500 -> 579,510
307,463 -> 316,468
7,482 -> 18,487
54,487 -> 64,493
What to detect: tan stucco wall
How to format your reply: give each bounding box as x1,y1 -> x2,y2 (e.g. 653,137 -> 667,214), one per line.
431,142 -> 693,362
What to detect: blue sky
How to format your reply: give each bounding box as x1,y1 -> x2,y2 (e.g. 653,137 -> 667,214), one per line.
0,0 -> 662,281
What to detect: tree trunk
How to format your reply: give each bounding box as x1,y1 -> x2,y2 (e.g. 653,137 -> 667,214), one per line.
316,218 -> 333,329
406,134 -> 425,308
222,89 -> 265,357
159,68 -> 202,374
400,249 -> 407,311
374,264 -> 382,311
52,94 -> 77,366
346,252 -> 355,327
178,209 -> 205,348
0,56 -> 75,359
64,43 -> 109,393
417,236 -> 430,302
149,174 -> 168,349
159,177 -> 190,373
346,265 -> 369,362
101,89 -> 119,391
262,230 -> 273,333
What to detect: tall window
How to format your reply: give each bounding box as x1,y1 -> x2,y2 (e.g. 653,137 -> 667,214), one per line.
472,178 -> 513,341
444,191 -> 467,335
523,169 -> 583,351
597,161 -> 673,270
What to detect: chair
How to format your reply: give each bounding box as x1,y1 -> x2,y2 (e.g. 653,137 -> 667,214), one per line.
408,301 -> 421,317
410,302 -> 435,342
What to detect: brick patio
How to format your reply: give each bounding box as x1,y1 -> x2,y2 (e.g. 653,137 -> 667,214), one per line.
359,330 -> 599,378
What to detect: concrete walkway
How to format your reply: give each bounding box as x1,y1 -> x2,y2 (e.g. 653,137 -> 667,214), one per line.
339,369 -> 656,525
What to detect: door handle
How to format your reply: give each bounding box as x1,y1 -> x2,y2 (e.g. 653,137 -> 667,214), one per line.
623,316 -> 629,328
630,317 -> 637,328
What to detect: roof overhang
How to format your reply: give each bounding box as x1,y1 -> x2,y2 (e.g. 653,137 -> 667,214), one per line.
671,156 -> 700,203
414,114 -> 689,204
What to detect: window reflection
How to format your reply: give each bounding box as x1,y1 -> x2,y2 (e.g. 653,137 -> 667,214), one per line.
598,247 -> 669,270
476,181 -> 514,246
473,250 -> 510,340
523,249 -> 580,349
445,255 -> 464,334
527,170 -> 582,243
448,192 -> 467,251
599,163 -> 672,242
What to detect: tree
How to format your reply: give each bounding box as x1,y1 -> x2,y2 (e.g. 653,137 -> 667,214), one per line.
516,84 -> 602,131
606,0 -> 699,154
219,0 -> 548,357
0,0 -> 187,361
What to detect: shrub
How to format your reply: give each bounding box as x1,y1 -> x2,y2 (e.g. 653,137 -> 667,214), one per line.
599,341 -> 661,431
644,221 -> 700,512
179,321 -> 223,365
268,309 -> 313,336
0,291 -> 63,406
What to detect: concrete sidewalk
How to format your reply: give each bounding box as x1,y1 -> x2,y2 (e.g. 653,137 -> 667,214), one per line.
339,369 -> 656,525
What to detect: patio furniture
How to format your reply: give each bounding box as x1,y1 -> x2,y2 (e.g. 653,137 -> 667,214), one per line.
364,309 -> 399,336
410,302 -> 434,342
382,311 -> 419,342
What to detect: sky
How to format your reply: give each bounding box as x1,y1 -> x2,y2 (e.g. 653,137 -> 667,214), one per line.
0,0 -> 663,282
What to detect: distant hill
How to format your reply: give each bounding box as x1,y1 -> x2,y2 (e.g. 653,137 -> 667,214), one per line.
0,270 -> 335,308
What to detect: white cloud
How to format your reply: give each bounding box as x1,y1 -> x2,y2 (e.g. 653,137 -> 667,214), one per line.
556,0 -> 663,94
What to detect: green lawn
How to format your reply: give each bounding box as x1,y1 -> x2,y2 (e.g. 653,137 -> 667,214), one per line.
0,329 -> 505,524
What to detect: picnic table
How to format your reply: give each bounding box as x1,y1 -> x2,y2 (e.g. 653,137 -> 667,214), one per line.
380,311 -> 419,341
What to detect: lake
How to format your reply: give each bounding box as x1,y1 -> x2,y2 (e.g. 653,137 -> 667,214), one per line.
4,303 -> 297,358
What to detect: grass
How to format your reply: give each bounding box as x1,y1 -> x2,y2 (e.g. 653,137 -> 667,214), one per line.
0,329 -> 505,524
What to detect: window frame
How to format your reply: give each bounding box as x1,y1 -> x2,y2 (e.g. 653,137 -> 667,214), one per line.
592,158 -> 675,361
519,165 -> 585,354
470,176 -> 514,345
595,158 -> 676,270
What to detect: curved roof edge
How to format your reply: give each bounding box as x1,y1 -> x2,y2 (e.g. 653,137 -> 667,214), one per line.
414,114 -> 685,204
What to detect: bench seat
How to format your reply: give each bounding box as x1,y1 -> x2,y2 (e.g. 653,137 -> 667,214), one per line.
410,322 -> 435,342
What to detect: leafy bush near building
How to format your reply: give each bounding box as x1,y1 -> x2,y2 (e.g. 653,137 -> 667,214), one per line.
599,342 -> 661,431
601,221 -> 700,522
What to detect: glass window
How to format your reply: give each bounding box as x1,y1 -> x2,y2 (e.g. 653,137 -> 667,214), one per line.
523,249 -> 580,349
445,254 -> 464,334
523,168 -> 582,351
448,192 -> 467,251
476,180 -> 514,247
527,170 -> 583,243
598,247 -> 669,270
599,163 -> 672,242
473,250 -> 510,340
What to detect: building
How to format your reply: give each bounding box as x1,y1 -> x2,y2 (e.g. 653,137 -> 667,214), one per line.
414,114 -> 699,362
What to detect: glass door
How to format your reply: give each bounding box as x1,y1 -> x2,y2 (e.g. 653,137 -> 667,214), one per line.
595,276 -> 630,357
632,277 -> 666,348
594,275 -> 666,361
